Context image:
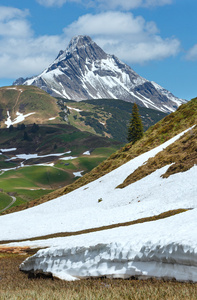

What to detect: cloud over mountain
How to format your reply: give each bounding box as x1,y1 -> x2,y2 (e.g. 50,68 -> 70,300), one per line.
0,6 -> 66,78
64,11 -> 180,64
0,4 -> 180,79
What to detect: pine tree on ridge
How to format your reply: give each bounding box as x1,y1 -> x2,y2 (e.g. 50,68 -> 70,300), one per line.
127,103 -> 143,144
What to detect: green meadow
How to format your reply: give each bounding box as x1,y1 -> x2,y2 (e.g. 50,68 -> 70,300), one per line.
0,192 -> 13,211
0,146 -> 119,214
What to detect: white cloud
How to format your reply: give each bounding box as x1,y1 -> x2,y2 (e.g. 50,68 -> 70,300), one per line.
108,38 -> 180,63
94,0 -> 172,10
64,12 -> 156,36
0,6 -> 31,37
185,44 -> 197,61
0,6 -> 67,79
64,11 -> 180,64
36,0 -> 172,9
36,0 -> 79,7
142,0 -> 172,7
0,7 -> 180,80
0,35 -> 66,78
0,6 -> 29,21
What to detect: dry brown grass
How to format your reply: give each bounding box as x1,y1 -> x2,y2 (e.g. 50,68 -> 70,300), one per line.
2,98 -> 197,215
0,253 -> 197,300
118,125 -> 197,188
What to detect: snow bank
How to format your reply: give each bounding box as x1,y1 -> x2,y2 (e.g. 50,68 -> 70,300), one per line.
20,208 -> 197,282
20,242 -> 197,282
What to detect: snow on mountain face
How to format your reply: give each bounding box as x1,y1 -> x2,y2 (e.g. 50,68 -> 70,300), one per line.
13,35 -> 186,113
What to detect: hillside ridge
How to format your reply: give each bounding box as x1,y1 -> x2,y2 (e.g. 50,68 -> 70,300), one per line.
3,97 -> 196,215
0,85 -> 167,143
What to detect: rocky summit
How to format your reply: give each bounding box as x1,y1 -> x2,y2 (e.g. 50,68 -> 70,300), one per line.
14,35 -> 186,113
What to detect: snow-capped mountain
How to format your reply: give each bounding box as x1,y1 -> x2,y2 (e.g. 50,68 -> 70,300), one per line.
13,35 -> 186,113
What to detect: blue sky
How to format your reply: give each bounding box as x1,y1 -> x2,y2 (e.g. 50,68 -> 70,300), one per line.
0,0 -> 196,100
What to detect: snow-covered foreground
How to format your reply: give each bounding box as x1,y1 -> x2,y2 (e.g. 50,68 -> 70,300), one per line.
1,126 -> 196,282
0,126 -> 195,241
20,208 -> 197,282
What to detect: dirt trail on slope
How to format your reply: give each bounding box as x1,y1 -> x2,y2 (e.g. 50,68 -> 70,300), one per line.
0,196 -> 16,213
12,88 -> 23,112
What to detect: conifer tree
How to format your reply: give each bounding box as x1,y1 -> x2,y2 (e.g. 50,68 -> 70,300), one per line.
127,103 -> 143,143
23,131 -> 29,141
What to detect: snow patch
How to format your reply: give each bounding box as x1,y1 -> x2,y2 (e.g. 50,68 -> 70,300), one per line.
59,156 -> 77,161
67,106 -> 82,112
0,148 -> 17,152
5,87 -> 23,93
83,151 -> 91,155
73,171 -> 84,177
7,152 -> 67,161
5,111 -> 35,128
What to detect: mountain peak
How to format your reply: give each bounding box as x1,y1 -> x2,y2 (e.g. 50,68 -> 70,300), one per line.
13,35 -> 186,112
54,35 -> 107,65
66,35 -> 93,52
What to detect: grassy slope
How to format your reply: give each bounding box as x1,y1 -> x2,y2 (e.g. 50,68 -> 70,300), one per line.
0,123 -> 121,213
0,147 -> 119,212
58,98 -> 167,143
3,98 -> 196,214
0,192 -> 12,211
0,85 -> 167,143
0,124 -> 120,155
118,124 -> 197,188
0,86 -> 61,126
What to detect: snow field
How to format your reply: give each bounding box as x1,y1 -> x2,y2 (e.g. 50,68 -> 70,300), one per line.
0,126 -> 195,241
1,126 -> 196,282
